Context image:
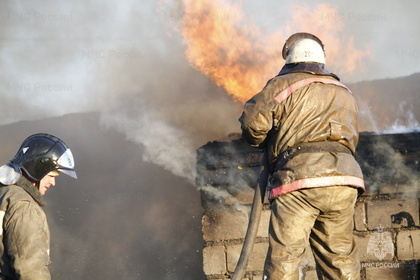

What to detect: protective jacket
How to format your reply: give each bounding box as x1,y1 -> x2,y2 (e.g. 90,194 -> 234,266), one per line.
239,63 -> 365,199
0,176 -> 51,280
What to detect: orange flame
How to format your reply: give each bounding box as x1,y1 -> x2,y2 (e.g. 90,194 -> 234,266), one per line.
180,1 -> 371,102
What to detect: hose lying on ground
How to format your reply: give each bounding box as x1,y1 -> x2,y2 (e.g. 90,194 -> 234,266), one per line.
231,151 -> 269,280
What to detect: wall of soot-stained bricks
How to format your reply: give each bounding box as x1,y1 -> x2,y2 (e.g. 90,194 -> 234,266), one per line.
196,132 -> 420,280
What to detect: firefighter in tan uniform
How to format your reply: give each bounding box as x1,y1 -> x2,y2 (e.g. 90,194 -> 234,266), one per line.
0,133 -> 77,280
239,33 -> 365,280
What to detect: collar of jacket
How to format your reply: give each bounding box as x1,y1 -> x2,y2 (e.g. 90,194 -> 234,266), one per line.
15,176 -> 47,207
277,63 -> 340,81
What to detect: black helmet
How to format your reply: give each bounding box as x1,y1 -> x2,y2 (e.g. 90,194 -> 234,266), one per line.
10,133 -> 77,182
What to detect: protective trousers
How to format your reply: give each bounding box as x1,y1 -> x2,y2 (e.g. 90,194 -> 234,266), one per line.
263,186 -> 360,280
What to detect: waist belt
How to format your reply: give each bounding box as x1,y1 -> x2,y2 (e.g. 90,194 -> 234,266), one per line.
277,141 -> 352,168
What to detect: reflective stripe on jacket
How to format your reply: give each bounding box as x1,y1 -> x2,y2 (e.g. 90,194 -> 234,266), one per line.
239,71 -> 365,199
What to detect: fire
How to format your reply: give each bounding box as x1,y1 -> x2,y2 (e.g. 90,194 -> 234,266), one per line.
180,0 -> 371,102
286,3 -> 372,75
180,0 -> 282,102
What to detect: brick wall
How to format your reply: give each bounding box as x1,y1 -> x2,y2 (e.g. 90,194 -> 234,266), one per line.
196,132 -> 420,280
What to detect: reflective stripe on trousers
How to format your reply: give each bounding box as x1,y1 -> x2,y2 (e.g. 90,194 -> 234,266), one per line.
263,186 -> 360,280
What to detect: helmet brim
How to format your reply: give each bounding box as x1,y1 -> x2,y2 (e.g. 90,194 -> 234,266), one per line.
58,168 -> 78,179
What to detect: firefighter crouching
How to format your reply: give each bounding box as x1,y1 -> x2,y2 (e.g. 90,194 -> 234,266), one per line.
0,133 -> 77,280
239,32 -> 365,280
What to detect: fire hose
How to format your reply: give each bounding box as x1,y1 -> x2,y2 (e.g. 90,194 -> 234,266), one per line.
231,150 -> 269,280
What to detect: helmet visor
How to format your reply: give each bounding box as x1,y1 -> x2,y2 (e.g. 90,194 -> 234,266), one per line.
56,149 -> 77,179
58,168 -> 78,179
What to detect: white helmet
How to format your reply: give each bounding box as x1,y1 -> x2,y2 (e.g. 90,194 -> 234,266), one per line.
285,38 -> 326,64
282,32 -> 326,64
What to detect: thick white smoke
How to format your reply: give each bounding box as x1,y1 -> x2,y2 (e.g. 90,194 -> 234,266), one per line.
383,101 -> 420,134
100,108 -> 197,182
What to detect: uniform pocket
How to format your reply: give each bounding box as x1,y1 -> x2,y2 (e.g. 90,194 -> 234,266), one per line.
328,121 -> 342,141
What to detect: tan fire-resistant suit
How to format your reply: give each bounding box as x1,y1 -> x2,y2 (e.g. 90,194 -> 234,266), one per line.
239,64 -> 364,280
0,176 -> 51,280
